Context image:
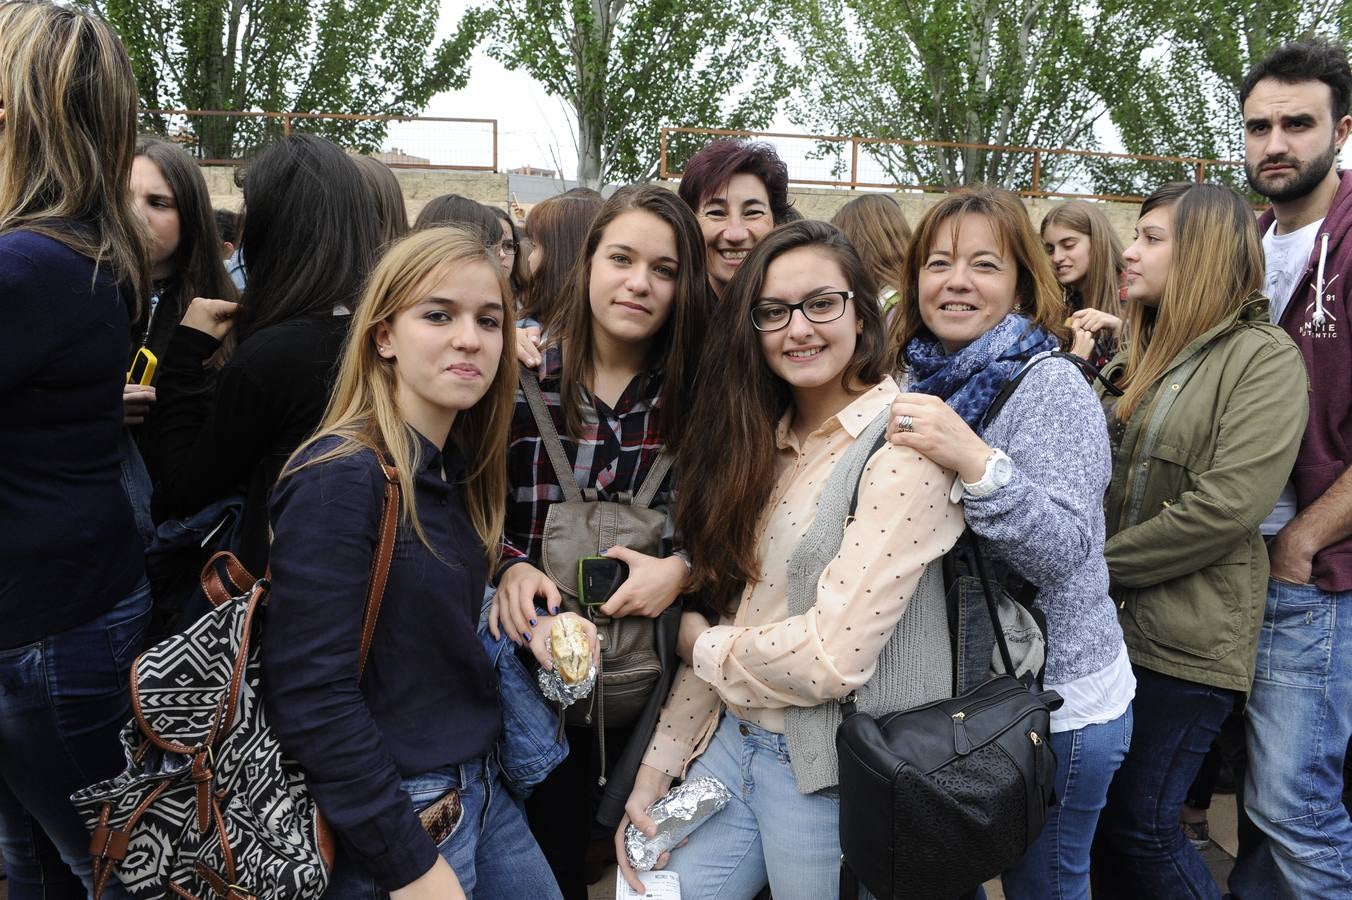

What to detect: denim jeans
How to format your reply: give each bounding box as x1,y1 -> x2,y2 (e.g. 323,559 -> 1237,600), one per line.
666,714 -> 848,900
1091,666 -> 1238,899
322,757 -> 561,899
1002,705 -> 1133,900
0,580 -> 151,900
1230,579 -> 1352,898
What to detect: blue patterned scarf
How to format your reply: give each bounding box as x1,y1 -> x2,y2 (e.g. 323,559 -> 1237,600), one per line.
906,314 -> 1059,433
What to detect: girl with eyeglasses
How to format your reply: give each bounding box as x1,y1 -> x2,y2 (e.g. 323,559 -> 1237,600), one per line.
616,220 -> 963,899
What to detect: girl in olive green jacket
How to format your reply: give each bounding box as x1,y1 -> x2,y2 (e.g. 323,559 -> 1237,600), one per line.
1091,182 -> 1307,900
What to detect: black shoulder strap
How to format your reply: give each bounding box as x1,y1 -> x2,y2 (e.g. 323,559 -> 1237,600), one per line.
979,350 -> 1122,432
846,432 -> 889,521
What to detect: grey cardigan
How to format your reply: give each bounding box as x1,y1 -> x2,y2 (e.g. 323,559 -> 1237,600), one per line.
782,410 -> 952,794
963,352 -> 1123,686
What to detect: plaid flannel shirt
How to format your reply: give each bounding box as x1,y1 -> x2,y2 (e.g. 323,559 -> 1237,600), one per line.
498,348 -> 677,580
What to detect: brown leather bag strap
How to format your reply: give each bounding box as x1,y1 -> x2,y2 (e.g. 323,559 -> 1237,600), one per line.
518,366 -> 584,503
200,552 -> 256,609
358,460 -> 401,680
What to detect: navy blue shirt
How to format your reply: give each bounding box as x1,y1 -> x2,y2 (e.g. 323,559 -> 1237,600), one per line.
261,434 -> 500,890
0,230 -> 143,649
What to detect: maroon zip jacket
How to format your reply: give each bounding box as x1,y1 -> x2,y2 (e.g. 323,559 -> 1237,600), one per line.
1259,169 -> 1352,592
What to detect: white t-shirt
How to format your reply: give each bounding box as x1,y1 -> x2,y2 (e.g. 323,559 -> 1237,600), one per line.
1259,218 -> 1321,535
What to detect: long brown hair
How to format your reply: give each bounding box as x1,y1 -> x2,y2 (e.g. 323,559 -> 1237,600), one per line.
889,186 -> 1069,366
678,220 -> 889,617
832,193 -> 911,294
547,184 -> 708,450
1040,200 -> 1125,316
519,191 -> 604,324
135,137 -> 237,318
352,155 -> 410,249
284,228 -> 516,561
0,0 -> 149,306
1115,182 -> 1264,422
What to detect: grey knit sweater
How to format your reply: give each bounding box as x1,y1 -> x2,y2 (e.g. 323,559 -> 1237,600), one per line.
782,410 -> 952,794
964,352 -> 1124,686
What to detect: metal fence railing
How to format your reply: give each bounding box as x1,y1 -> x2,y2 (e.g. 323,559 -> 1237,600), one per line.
659,126 -> 1247,203
139,109 -> 498,171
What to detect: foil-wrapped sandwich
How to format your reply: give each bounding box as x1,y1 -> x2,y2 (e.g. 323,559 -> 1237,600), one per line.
624,776 -> 732,871
549,616 -> 590,684
537,616 -> 596,707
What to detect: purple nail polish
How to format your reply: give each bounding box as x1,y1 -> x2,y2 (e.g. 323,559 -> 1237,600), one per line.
529,618 -> 537,627
523,632 -> 531,641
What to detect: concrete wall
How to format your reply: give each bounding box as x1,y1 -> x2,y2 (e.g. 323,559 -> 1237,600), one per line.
203,166 -> 1141,243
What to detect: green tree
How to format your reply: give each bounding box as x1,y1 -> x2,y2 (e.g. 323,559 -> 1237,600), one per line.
97,0 -> 484,160
1103,0 -> 1352,196
787,0 -> 1161,193
471,0 -> 791,187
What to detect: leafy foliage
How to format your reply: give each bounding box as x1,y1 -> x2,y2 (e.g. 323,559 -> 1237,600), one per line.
787,0 -> 1162,192
474,0 -> 792,186
1103,0 -> 1352,197
97,0 -> 484,159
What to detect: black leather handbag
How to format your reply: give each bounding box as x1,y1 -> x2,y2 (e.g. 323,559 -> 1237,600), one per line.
836,538 -> 1063,899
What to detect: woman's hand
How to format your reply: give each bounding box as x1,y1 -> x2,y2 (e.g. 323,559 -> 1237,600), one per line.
526,611 -> 600,671
123,383 -> 156,426
676,610 -> 709,665
1067,308 -> 1121,361
887,393 -> 992,483
490,562 -> 561,643
389,856 -> 466,900
515,325 -> 542,368
597,547 -> 689,619
1069,308 -> 1122,336
616,764 -> 676,894
180,297 -> 239,341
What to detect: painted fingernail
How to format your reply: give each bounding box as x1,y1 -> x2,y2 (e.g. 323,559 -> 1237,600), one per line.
523,631 -> 531,641
529,618 -> 537,627
550,606 -> 558,615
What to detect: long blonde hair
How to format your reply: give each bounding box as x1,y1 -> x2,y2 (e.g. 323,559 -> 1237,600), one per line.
1115,183 -> 1264,422
285,228 -> 517,561
0,0 -> 149,304
1040,201 -> 1125,316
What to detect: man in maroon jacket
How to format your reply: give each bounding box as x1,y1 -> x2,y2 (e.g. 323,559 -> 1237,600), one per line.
1230,38 -> 1352,899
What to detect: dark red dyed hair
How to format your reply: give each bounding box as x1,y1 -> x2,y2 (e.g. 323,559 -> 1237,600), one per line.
677,139 -> 793,223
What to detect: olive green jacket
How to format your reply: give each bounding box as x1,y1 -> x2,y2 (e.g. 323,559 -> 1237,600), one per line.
1098,295 -> 1308,692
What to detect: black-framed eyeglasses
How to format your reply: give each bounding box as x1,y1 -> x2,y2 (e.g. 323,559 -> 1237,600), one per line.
496,239 -> 519,256
751,291 -> 854,332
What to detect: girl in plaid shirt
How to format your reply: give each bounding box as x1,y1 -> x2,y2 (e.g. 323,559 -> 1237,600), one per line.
486,184 -> 710,899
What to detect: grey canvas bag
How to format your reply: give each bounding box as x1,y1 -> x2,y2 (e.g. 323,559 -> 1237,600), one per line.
519,369 -> 673,730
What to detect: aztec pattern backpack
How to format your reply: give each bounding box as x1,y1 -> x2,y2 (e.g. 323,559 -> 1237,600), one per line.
70,462 -> 400,900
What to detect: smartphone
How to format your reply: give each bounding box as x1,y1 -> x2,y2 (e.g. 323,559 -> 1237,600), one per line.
127,347 -> 158,386
578,556 -> 629,607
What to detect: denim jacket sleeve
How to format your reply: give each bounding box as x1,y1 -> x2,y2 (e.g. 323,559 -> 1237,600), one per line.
476,600 -> 567,796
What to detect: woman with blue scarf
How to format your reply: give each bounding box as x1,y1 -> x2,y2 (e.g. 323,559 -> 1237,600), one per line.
885,186 -> 1135,900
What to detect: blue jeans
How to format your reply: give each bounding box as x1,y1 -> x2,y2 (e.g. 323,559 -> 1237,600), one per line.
1092,666 -> 1237,899
666,714 -> 846,900
1002,705 -> 1133,900
1230,579 -> 1352,898
0,581 -> 151,900
322,757 -> 561,899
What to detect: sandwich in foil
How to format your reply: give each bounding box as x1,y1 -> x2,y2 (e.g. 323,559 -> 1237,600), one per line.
624,776 -> 732,871
537,616 -> 596,707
